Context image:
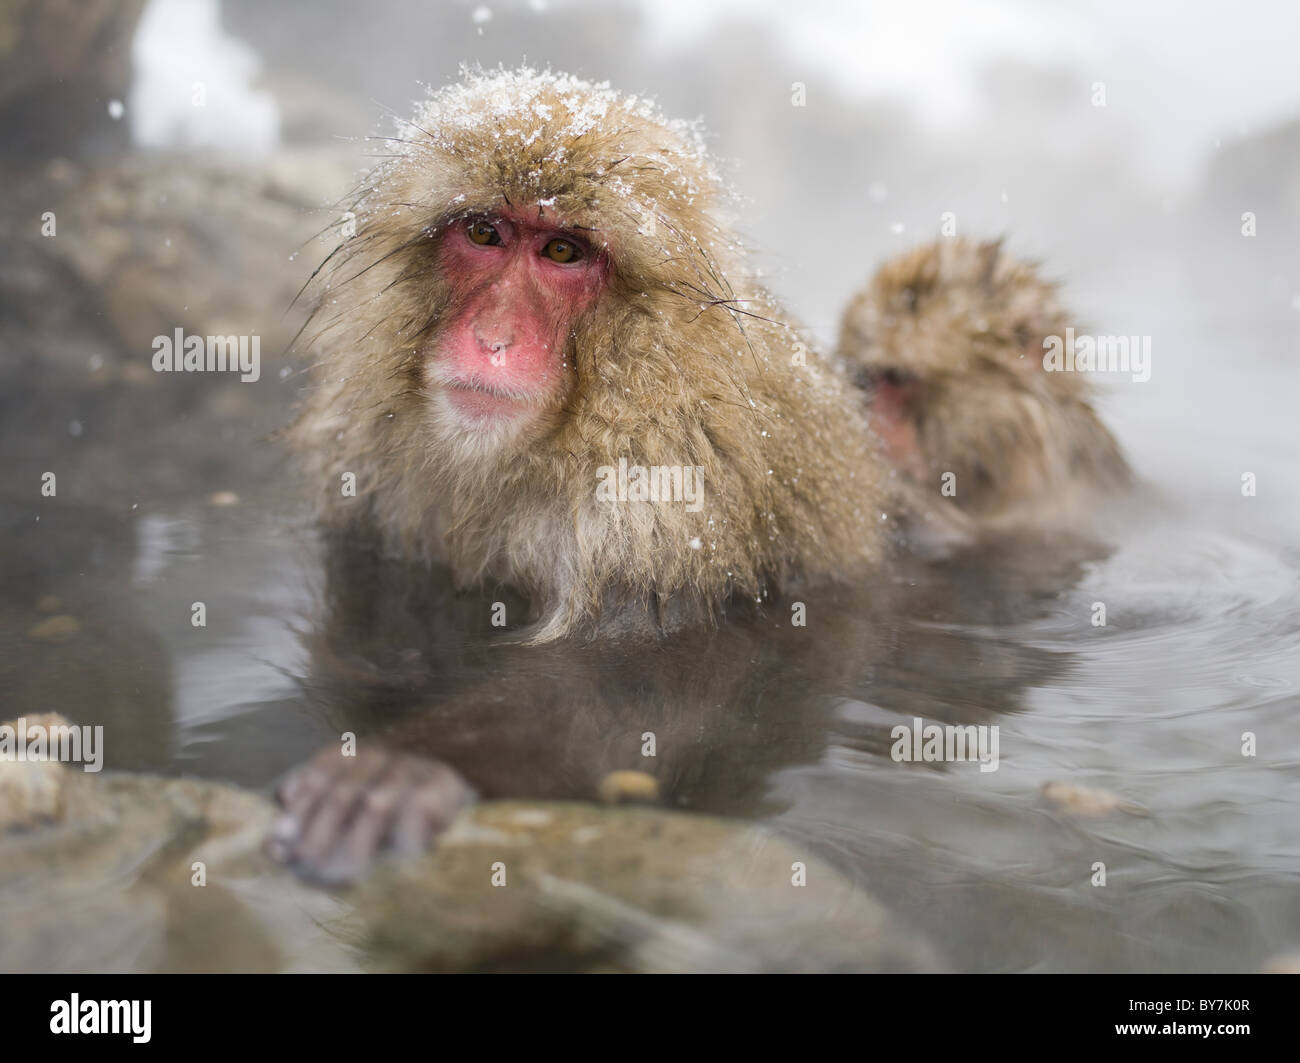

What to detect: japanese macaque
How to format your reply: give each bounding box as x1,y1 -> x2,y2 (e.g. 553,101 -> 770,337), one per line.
280,69 -> 892,882
294,69 -> 887,647
837,238 -> 1132,535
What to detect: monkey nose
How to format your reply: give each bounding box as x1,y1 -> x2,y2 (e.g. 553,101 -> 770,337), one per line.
475,329 -> 513,359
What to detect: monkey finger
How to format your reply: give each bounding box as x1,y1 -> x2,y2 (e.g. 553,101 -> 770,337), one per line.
275,744 -> 373,811
268,747 -> 475,884
388,761 -> 476,856
274,757 -> 327,811
276,750 -> 392,876
268,751 -> 343,861
316,760 -> 471,881
302,776 -> 404,886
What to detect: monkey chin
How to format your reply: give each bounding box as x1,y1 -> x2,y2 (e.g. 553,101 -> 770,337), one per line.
422,387 -> 538,467
423,361 -> 553,465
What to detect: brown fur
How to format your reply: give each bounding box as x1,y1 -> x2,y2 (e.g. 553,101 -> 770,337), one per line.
837,237 -> 1131,532
294,70 -> 887,641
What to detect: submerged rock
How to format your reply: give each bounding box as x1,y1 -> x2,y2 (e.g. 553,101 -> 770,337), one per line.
25,614 -> 80,643
0,736 -> 938,973
1040,781 -> 1146,819
359,801 -> 940,973
0,756 -> 352,974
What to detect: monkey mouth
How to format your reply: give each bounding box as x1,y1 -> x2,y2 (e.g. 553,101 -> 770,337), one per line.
438,376 -> 545,424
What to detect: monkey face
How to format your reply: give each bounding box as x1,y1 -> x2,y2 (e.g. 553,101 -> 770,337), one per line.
422,210 -> 609,455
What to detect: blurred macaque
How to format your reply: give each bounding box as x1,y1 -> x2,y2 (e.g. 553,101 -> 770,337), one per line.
837,238 -> 1132,536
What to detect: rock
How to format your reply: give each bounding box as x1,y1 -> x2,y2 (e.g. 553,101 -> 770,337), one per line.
0,0 -> 147,159
1,151 -> 348,506
597,769 -> 660,805
0,713 -> 70,829
25,614 -> 79,643
1040,781 -> 1145,819
0,749 -> 939,973
0,764 -> 353,973
357,802 -> 940,973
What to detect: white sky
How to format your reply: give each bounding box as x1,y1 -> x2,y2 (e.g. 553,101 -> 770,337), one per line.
631,0 -> 1300,180
128,0 -> 1300,184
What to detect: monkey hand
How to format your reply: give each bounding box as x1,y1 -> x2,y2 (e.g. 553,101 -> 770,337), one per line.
268,746 -> 476,886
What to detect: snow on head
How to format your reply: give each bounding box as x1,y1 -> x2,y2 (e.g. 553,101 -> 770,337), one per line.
350,67 -> 740,279
405,68 -> 702,154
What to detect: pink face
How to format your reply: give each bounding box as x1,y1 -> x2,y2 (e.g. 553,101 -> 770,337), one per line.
426,210 -> 608,433
866,370 -> 924,476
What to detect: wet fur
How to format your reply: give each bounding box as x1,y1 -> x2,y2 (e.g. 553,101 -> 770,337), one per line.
294,70 -> 887,641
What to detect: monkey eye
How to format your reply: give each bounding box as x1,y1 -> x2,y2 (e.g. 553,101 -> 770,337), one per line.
858,367 -> 915,391
543,238 -> 582,264
466,219 -> 502,246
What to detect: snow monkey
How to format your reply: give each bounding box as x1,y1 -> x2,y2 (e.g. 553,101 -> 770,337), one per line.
836,237 -> 1131,533
293,69 -> 889,647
